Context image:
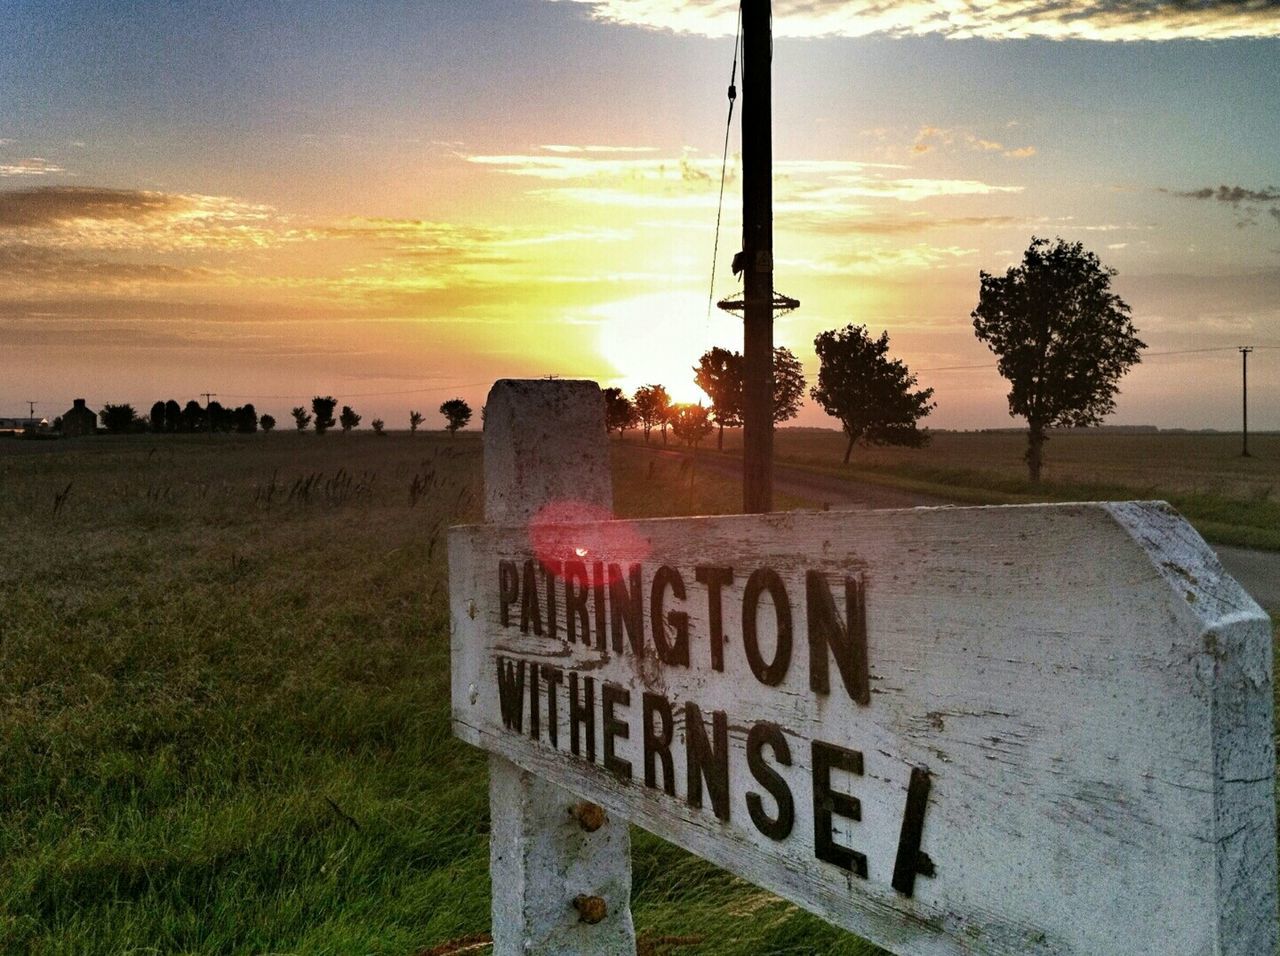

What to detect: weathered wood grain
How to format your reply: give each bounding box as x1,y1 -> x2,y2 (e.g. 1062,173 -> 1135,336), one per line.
450,501 -> 1276,955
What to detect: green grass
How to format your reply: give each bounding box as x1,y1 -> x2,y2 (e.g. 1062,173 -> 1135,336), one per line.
0,433 -> 878,955
696,429 -> 1280,551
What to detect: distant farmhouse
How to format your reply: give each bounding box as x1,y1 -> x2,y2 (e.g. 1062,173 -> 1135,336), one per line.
60,399 -> 97,437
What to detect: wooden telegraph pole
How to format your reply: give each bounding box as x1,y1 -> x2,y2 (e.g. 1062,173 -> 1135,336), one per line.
1240,346 -> 1253,457
741,0 -> 776,514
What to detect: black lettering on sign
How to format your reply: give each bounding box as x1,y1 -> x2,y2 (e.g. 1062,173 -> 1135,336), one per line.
695,566 -> 733,672
742,568 -> 792,686
592,562 -> 607,653
498,560 -> 519,628
811,740 -> 868,878
528,661 -> 540,740
651,565 -> 690,667
541,664 -> 563,749
609,563 -> 644,656
685,702 -> 730,821
496,656 -> 525,733
543,560 -> 562,639
891,766 -> 936,898
569,672 -> 596,763
746,721 -> 795,841
602,682 -> 632,782
806,571 -> 870,705
564,560 -> 590,646
520,559 -> 543,636
642,692 -> 675,796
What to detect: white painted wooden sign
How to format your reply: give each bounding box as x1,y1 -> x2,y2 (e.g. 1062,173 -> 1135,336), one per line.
451,499 -> 1276,955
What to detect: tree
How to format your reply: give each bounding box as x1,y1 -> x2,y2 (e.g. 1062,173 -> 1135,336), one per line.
149,401 -> 166,433
260,414 -> 277,433
632,384 -> 671,444
291,406 -> 312,432
771,346 -> 806,424
206,401 -> 233,433
440,398 -> 472,436
603,388 -> 636,437
972,237 -> 1145,481
181,399 -> 205,432
312,396 -> 337,435
234,403 -> 258,434
670,403 -> 714,450
409,410 -> 424,434
340,405 -> 361,433
693,347 -> 742,449
99,403 -> 140,434
811,324 -> 936,464
371,418 -> 385,435
164,399 -> 181,433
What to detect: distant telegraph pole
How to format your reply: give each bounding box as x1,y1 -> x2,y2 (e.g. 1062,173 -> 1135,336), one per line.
26,400 -> 36,421
202,391 -> 217,435
1239,347 -> 1252,457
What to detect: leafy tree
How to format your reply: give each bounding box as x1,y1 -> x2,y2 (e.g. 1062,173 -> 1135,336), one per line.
603,387 -> 637,437
312,396 -> 337,435
632,384 -> 671,444
440,398 -> 472,436
206,401 -> 233,433
694,347 -> 742,449
291,406 -> 312,432
371,418 -> 385,435
972,237 -> 1145,481
409,410 -> 424,434
693,346 -> 804,447
811,324 -> 936,463
340,405 -> 361,433
234,404 -> 258,434
52,416 -> 63,432
149,401 -> 166,433
164,399 -> 181,433
771,346 -> 806,424
670,403 -> 714,450
181,399 -> 205,432
260,414 -> 276,433
99,403 -> 140,434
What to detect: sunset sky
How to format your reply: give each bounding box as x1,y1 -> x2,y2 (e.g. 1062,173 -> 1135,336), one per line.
3,0 -> 1279,430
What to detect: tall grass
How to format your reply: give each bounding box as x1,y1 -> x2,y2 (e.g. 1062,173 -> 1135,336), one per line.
0,434 -> 879,955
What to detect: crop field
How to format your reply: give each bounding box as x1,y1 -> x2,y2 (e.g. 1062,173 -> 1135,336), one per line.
701,428 -> 1280,550
0,433 -> 882,955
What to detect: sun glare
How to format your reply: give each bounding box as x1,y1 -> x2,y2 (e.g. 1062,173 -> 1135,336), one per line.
593,291 -> 743,404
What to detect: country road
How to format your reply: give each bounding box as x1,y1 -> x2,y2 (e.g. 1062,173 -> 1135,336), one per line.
643,446 -> 1280,611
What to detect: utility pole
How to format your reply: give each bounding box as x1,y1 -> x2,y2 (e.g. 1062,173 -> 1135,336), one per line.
740,0 -> 774,514
1240,347 -> 1252,458
26,400 -> 36,421
202,391 -> 217,435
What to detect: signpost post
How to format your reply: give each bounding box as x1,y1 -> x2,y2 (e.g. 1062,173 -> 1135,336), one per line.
453,379 -> 1276,955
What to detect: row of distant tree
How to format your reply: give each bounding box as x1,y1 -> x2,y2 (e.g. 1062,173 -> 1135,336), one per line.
606,238 -> 1144,482
89,397 -> 475,436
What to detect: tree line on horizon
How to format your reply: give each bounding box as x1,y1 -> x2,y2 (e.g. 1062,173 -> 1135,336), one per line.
80,396 -> 475,438
54,238 -> 1142,482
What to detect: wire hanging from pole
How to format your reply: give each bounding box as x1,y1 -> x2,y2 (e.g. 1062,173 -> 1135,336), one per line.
705,7 -> 743,337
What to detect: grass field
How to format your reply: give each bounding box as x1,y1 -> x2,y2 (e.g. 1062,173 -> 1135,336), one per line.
0,433 -> 884,955
697,428 -> 1280,551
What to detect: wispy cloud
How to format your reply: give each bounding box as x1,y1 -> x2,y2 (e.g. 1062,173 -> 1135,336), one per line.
911,126 -> 1034,159
0,186 -> 290,250
0,245 -> 217,292
548,0 -> 1280,41
0,157 -> 67,177
1164,183 -> 1280,228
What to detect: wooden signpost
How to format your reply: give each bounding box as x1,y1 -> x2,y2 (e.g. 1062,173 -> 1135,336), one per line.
452,379 -> 1277,955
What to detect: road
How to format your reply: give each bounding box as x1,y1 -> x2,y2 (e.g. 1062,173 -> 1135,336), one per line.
645,447 -> 1280,611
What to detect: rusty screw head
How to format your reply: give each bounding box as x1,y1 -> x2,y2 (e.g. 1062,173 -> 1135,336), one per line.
569,801 -> 606,832
573,894 -> 608,924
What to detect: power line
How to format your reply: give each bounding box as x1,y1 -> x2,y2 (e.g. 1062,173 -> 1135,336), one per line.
915,344 -> 1279,373
705,6 -> 742,337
